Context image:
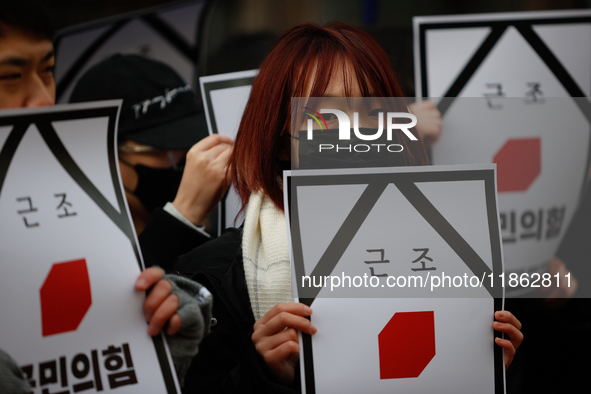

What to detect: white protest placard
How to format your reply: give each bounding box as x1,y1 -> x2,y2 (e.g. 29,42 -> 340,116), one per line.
414,10 -> 591,99
285,165 -> 505,394
414,10 -> 591,293
54,0 -> 208,103
0,102 -> 180,393
199,69 -> 257,234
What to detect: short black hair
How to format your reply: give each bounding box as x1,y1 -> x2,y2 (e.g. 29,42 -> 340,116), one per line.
0,0 -> 54,41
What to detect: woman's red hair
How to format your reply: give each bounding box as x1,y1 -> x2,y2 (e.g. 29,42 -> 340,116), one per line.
231,22 -> 429,212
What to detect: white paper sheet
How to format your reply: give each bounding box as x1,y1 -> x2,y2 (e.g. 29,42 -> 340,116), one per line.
284,165 -> 505,394
0,101 -> 180,394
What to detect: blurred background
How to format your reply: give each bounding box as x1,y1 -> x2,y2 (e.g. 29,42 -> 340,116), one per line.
45,0 -> 589,96
42,1 -> 591,393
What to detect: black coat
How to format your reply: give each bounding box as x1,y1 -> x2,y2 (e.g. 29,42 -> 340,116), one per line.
139,207 -> 210,271
174,228 -> 300,393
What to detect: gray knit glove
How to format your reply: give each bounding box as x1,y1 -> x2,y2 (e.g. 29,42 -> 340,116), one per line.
0,349 -> 31,394
164,273 -> 213,386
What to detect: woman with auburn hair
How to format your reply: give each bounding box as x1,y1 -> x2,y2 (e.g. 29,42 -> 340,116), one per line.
167,22 -> 522,393
232,22 -> 428,212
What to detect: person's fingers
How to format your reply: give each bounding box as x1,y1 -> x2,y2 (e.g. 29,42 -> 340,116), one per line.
202,141 -> 233,160
225,161 -> 233,183
212,146 -> 233,175
261,338 -> 300,368
213,143 -> 233,162
495,310 -> 522,331
495,337 -> 516,368
147,293 -> 179,336
190,134 -> 233,152
251,303 -> 312,385
253,304 -> 315,346
186,142 -> 233,171
493,321 -> 523,348
493,311 -> 523,354
256,303 -> 312,325
143,279 -> 173,321
254,311 -> 316,340
166,313 -> 182,336
424,100 -> 437,109
260,339 -> 300,385
254,328 -> 299,355
409,100 -> 437,114
135,267 -> 164,291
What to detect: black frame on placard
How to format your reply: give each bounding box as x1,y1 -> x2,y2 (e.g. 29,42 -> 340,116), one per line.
287,168 -> 504,394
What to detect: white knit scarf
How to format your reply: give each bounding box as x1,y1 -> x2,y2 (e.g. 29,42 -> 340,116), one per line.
242,192 -> 293,321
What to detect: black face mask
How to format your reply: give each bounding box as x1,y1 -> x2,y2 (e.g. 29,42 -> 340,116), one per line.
121,161 -> 183,212
296,128 -> 407,170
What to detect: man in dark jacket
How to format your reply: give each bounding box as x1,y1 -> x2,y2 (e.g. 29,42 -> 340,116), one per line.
69,54 -> 233,270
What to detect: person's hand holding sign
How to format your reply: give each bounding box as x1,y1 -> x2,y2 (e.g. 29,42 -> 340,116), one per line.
251,303 -> 317,385
408,100 -> 442,149
173,134 -> 234,227
136,267 -> 181,336
493,310 -> 523,369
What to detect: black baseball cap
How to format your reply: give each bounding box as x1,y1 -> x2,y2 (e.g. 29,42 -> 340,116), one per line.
70,54 -> 208,150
